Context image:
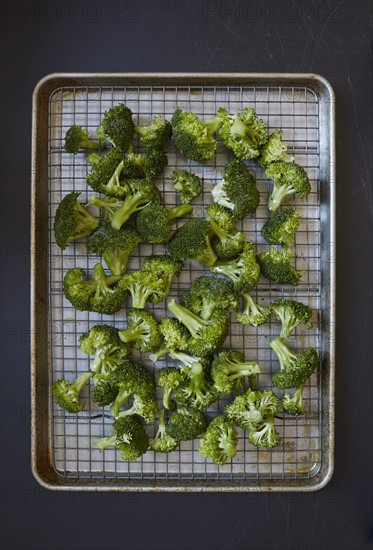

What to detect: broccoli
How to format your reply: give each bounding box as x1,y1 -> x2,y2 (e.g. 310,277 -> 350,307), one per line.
167,298 -> 229,356
87,223 -> 142,276
206,203 -> 246,260
282,384 -> 305,416
118,308 -> 161,352
52,372 -> 93,413
211,350 -> 261,393
225,389 -> 279,428
248,416 -> 281,449
135,115 -> 172,151
92,375 -> 119,407
181,275 -> 239,320
149,319 -> 189,363
136,202 -> 193,243
257,247 -> 303,286
64,125 -> 101,154
270,337 -> 318,389
79,324 -> 130,375
171,109 -> 221,162
210,242 -> 260,293
93,416 -> 149,461
168,219 -> 217,267
96,104 -> 135,151
149,409 -> 178,453
236,293 -> 271,327
165,407 -> 207,441
87,152 -> 101,167
261,209 -> 300,247
168,350 -> 210,370
87,195 -> 123,220
53,192 -> 99,250
258,130 -> 294,168
119,270 -> 167,310
211,160 -> 260,220
198,416 -> 238,465
269,298 -> 313,338
142,255 -> 183,302
171,169 -> 203,205
143,149 -> 168,180
217,107 -> 268,160
266,161 -> 311,212
174,361 -> 220,411
156,367 -> 185,410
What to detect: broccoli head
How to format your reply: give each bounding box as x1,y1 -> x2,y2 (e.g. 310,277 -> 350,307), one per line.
248,416 -> 281,449
181,275 -> 239,320
149,409 -> 178,453
258,130 -> 294,168
270,337 -> 318,389
52,372 -> 93,413
198,416 -> 238,465
168,219 -> 217,267
171,169 -> 203,205
165,407 -> 207,441
79,324 -> 130,375
119,269 -> 168,310
53,192 -> 99,250
282,384 -> 305,416
96,104 -> 135,151
225,388 -> 279,429
269,298 -> 313,338
266,161 -> 311,212
118,308 -> 161,352
92,374 -> 119,407
93,416 -> 149,461
217,107 -> 268,160
236,293 -> 271,327
174,361 -> 220,411
143,149 -> 168,180
211,242 -> 260,293
135,115 -> 172,151
156,366 -> 185,410
171,109 -> 221,162
149,318 -> 190,363
261,208 -> 300,247
64,125 -> 101,154
136,202 -> 193,243
211,350 -> 261,393
206,203 -> 246,260
258,247 -> 303,286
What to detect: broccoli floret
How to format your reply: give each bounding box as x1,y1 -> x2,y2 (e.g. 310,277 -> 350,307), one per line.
171,109 -> 221,162
181,275 -> 239,320
174,361 -> 220,411
211,350 -> 261,393
165,407 -> 207,441
156,367 -> 185,410
118,308 -> 161,352
136,203 -> 193,243
143,149 -> 168,180
168,219 -> 217,267
87,223 -> 142,276
96,104 -> 135,151
261,209 -> 300,247
79,324 -> 130,375
283,384 -> 305,416
258,247 -> 303,286
111,180 -> 163,230
270,337 -> 318,389
266,161 -> 311,212
248,416 -> 281,449
92,375 -> 119,407
198,416 -> 238,465
119,270 -> 166,309
53,192 -> 99,250
225,389 -> 279,429
149,409 -> 178,453
63,267 -> 97,310
236,293 -> 271,327
149,319 -> 190,363
64,125 -> 101,154
211,160 -> 260,220
211,242 -> 260,293
87,195 -> 123,220
171,169 -> 203,205
167,299 -> 229,356
135,115 -> 172,151
206,203 -> 246,260
87,152 -> 101,167
258,130 -> 294,168
93,416 -> 149,461
269,298 -> 313,338
52,372 -> 93,413
168,350 -> 211,370
217,107 -> 268,160
142,255 -> 183,302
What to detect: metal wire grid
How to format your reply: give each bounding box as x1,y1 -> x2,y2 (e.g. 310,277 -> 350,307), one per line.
48,84 -> 322,482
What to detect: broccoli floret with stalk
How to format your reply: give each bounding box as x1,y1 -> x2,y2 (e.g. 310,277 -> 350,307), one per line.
93,416 -> 149,461
156,367 -> 185,410
118,308 -> 161,352
119,270 -> 168,310
142,255 -> 183,303
206,204 -> 246,260
248,416 -> 281,449
181,275 -> 239,320
79,324 -> 130,375
258,247 -> 303,286
198,416 -> 238,465
236,293 -> 271,327
135,115 -> 172,151
174,361 -> 220,411
168,350 -> 211,370
149,319 -> 189,363
53,192 -> 99,250
269,298 -> 313,338
143,149 -> 168,180
211,160 -> 260,220
165,407 -> 207,441
270,337 -> 318,389
171,169 -> 203,205
87,195 -> 123,221
96,104 -> 135,151
64,125 -> 101,154
52,372 -> 93,413
283,384 -> 305,416
171,109 -> 221,162
225,389 -> 279,429
261,209 -> 300,247
136,203 -> 193,243
211,350 -> 261,393
210,242 -> 260,293
168,219 -> 217,267
266,161 -> 311,212
149,409 -> 178,453
217,107 -> 268,160
258,130 -> 294,168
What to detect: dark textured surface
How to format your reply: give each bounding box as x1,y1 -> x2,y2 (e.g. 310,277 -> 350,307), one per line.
0,1 -> 372,549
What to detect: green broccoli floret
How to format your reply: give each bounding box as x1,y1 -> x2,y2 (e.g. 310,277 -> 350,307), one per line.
225,389 -> 279,428
198,416 -> 238,465
53,192 -> 99,250
142,255 -> 183,302
269,298 -> 313,338
135,115 -> 172,151
174,361 -> 220,411
136,203 -> 193,243
211,350 -> 261,393
217,107 -> 268,160
165,407 -> 207,441
258,130 -> 294,168
236,293 -> 271,327
181,275 -> 239,320
93,416 -> 149,461
206,204 -> 246,260
171,169 -> 203,205
96,104 -> 135,151
211,160 -> 260,220
87,152 -> 101,167
119,270 -> 166,309
52,372 -> 93,413
156,367 -> 185,410
149,319 -> 190,363
149,409 -> 178,453
118,308 -> 161,352
92,375 -> 119,407
64,125 -> 101,154
210,242 -> 260,293
168,350 -> 210,370
79,324 -> 130,375
282,384 -> 305,416
167,299 -> 229,356
87,195 -> 123,220
171,109 -> 221,162
143,149 -> 168,180
168,219 -> 217,267
266,161 -> 311,212
87,223 -> 142,276
258,247 -> 303,286
261,209 -> 300,247
270,337 -> 318,389
248,416 -> 281,449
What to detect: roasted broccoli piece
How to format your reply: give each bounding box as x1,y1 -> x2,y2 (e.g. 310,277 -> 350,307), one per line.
211,350 -> 261,393
225,389 -> 279,429
206,204 -> 246,260
143,149 -> 168,180
270,337 -> 318,389
118,308 -> 161,352
174,361 -> 220,411
171,109 -> 221,162
261,209 -> 300,247
217,107 -> 268,160
258,247 -> 303,286
198,416 -> 238,465
210,242 -> 260,293
165,407 -> 207,441
266,161 -> 311,212
64,125 -> 101,154
156,367 -> 185,410
181,275 -> 239,320
79,324 -> 130,375
258,130 -> 294,168
149,409 -> 178,453
211,160 -> 260,220
93,416 -> 149,461
269,298 -> 313,338
248,416 -> 281,449
52,372 -> 93,413
96,104 -> 135,151
119,267 -> 174,310
171,169 -> 203,204
136,202 -> 193,243
282,384 -> 305,416
53,192 -> 99,250
135,115 -> 172,151
236,293 -> 271,327
149,319 -> 190,363
168,219 -> 217,267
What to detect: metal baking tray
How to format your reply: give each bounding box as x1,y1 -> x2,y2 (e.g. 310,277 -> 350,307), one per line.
31,73 -> 335,492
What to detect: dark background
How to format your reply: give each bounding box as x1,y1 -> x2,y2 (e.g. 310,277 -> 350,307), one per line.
1,1 -> 372,549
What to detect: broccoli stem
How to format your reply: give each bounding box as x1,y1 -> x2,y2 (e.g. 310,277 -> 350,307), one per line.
230,117 -> 247,137
81,138 -> 100,150
103,249 -> 124,278
73,203 -> 99,237
118,321 -> 149,344
198,235 -> 218,266
88,196 -> 123,216
110,389 -> 132,418
111,194 -> 145,230
167,299 -> 206,339
92,435 -> 117,449
149,348 -> 168,363
268,182 -> 295,212
72,371 -> 94,392
211,262 -> 240,283
156,408 -> 167,435
127,283 -> 153,309
203,115 -> 222,135
167,204 -> 193,220
200,301 -> 216,321
270,337 -> 297,371
93,263 -> 120,296
220,427 -> 237,458
90,350 -> 108,373
168,351 -> 199,368
226,361 -> 261,380
87,152 -> 101,166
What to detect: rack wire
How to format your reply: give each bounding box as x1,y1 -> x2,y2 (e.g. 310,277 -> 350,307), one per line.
48,84 -> 322,482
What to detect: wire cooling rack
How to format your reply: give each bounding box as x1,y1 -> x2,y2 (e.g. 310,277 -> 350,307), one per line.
48,84 -> 322,482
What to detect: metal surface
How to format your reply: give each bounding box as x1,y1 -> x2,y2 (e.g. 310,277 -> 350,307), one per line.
31,73 -> 335,492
